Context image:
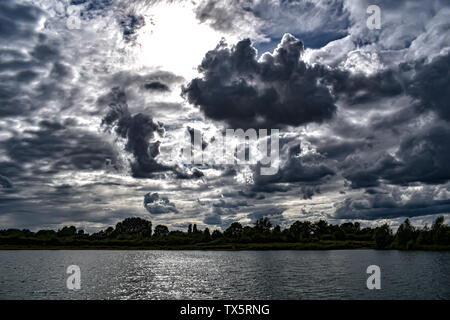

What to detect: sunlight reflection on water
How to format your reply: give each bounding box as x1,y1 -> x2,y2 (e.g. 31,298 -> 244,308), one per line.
0,250 -> 448,299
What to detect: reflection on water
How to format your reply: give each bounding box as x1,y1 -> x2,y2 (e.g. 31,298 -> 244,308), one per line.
0,250 -> 448,299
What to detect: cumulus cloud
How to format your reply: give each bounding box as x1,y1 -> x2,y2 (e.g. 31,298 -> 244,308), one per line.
183,34 -> 337,129
100,87 -> 168,178
144,192 -> 178,214
195,0 -> 350,48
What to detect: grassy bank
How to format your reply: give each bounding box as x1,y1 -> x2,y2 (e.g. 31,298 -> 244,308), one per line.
1,241 -> 448,251
0,241 -> 374,250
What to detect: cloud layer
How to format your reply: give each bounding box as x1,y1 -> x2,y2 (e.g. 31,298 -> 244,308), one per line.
0,0 -> 449,232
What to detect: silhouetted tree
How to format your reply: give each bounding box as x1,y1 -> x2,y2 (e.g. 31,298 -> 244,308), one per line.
224,222 -> 243,239
417,224 -> 432,245
332,226 -> 345,241
313,220 -> 329,238
105,227 -> 114,237
115,217 -> 152,238
211,229 -> 222,240
254,217 -> 272,233
203,228 -> 211,242
374,224 -> 393,249
57,226 -> 77,237
154,225 -> 169,237
432,216 -> 448,244
36,230 -> 56,238
340,222 -> 361,236
395,219 -> 416,249
289,221 -> 312,241
273,225 -> 281,234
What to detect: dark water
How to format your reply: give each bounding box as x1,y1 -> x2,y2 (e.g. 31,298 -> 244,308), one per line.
0,250 -> 448,299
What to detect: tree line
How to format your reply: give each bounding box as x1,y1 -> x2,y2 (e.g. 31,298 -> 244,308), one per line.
0,216 -> 449,250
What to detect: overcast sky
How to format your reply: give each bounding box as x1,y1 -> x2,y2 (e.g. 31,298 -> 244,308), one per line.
1,0 -> 449,232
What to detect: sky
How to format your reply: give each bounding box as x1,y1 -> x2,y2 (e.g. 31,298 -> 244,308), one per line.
0,0 -> 449,232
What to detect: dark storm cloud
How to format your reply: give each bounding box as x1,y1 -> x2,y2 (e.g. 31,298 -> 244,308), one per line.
213,199 -> 250,209
253,142 -> 334,188
321,68 -> 404,106
100,87 -> 168,178
31,42 -> 60,62
0,182 -> 143,231
183,34 -> 337,129
343,169 -> 380,189
0,161 -> 22,183
183,32 -> 410,130
107,70 -> 184,93
236,190 -> 260,199
250,184 -> 289,193
100,87 -> 204,180
408,53 -> 450,121
144,81 -> 170,92
144,192 -> 178,214
295,52 -> 450,201
379,125 -> 450,185
203,207 -> 223,225
341,124 -> 450,189
174,168 -> 204,180
334,191 -> 450,220
247,208 -> 286,226
2,119 -> 118,176
120,14 -> 145,42
223,190 -> 265,200
314,54 -> 450,220
301,186 -> 321,200
0,2 -> 68,119
0,175 -> 12,188
0,45 -> 77,131
313,137 -> 373,162
0,1 -> 43,42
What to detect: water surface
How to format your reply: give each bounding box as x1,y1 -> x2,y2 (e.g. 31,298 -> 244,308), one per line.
0,250 -> 448,299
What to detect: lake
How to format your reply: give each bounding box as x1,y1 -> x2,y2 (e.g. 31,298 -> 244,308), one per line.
0,250 -> 448,299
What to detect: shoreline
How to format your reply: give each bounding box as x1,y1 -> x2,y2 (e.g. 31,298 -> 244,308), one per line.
1,242 -> 449,251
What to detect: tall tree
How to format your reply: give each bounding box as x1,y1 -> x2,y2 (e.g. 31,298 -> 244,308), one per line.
224,222 -> 243,239
374,224 -> 393,249
254,217 -> 272,233
154,225 -> 169,237
395,219 -> 415,248
115,217 -> 152,237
